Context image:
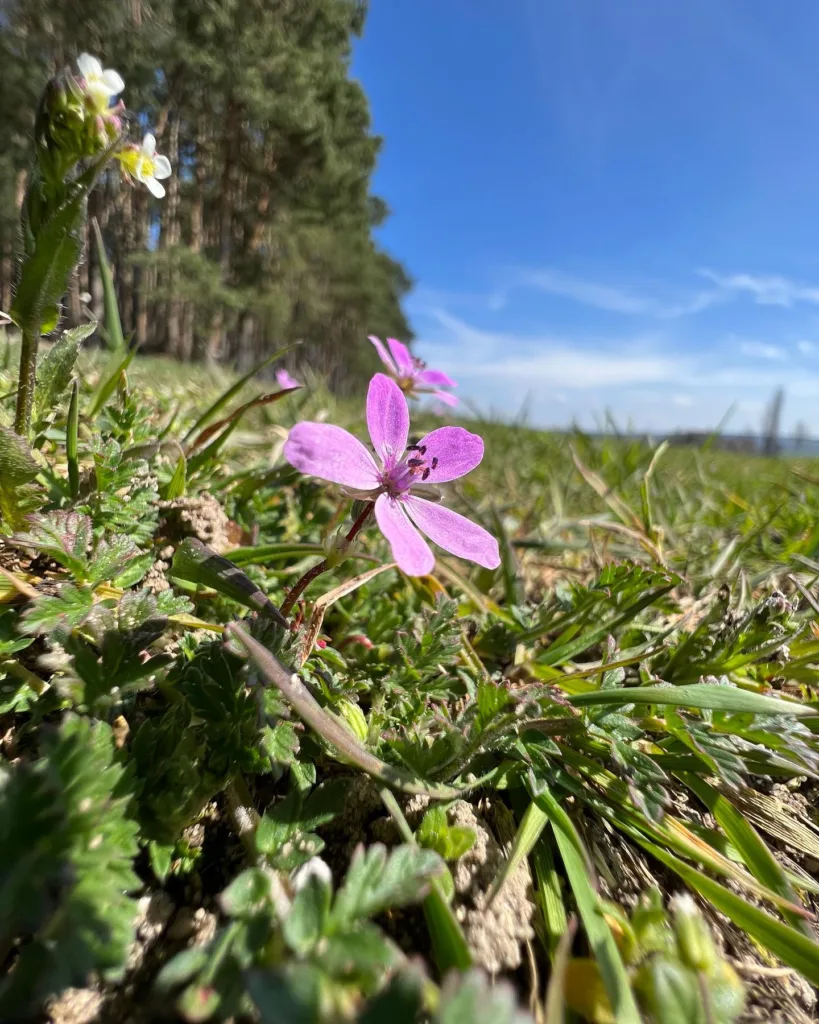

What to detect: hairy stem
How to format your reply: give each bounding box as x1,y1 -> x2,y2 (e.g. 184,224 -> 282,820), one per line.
280,501 -> 374,618
14,326 -> 38,435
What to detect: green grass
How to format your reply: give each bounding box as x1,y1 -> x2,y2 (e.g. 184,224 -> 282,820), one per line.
2,337 -> 819,1023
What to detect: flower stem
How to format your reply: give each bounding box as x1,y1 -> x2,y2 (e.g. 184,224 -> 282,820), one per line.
14,326 -> 38,435
280,501 -> 374,619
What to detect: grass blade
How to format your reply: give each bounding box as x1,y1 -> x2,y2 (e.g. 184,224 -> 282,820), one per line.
88,345 -> 136,419
532,830 -> 569,961
683,774 -> 813,936
380,787 -> 472,972
486,800 -> 549,908
532,782 -> 642,1024
543,917 -> 577,1024
182,344 -> 296,443
66,378 -> 79,500
91,218 -> 125,351
632,832 -> 819,987
568,682 -> 817,717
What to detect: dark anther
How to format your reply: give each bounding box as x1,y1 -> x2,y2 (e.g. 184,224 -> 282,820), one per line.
431,457 -> 439,469
422,468 -> 431,480
406,443 -> 421,451
419,445 -> 427,454
407,458 -> 424,468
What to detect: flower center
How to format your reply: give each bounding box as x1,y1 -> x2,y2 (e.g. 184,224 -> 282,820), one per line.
379,443 -> 439,497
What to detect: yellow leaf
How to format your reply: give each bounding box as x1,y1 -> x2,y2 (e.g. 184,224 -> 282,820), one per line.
564,958 -> 616,1024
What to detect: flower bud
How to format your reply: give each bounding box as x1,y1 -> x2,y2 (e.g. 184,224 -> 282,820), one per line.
322,527 -> 350,569
671,892 -> 716,972
337,699 -> 368,743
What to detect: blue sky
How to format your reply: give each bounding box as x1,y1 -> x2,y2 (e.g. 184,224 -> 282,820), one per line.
352,0 -> 819,435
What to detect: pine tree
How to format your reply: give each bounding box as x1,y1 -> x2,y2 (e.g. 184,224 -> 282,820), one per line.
0,0 -> 412,389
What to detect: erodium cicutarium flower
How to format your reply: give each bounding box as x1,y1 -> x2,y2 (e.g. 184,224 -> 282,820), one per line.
284,374 -> 500,576
369,335 -> 458,406
276,368 -> 301,390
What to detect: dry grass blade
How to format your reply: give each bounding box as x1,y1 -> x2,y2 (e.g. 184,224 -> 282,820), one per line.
186,386 -> 300,455
299,562 -> 397,666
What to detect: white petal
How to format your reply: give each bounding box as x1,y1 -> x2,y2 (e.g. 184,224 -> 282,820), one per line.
145,176 -> 165,199
101,69 -> 124,95
153,155 -> 172,179
77,53 -> 102,78
142,133 -> 157,156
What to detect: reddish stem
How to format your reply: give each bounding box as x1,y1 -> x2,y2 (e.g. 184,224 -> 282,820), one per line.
280,502 -> 375,619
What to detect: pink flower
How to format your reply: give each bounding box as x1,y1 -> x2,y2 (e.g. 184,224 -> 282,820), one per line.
284,374 -> 499,576
276,368 -> 301,390
369,336 -> 458,407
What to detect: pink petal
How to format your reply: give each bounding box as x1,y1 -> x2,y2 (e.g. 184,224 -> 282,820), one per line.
386,338 -> 414,376
367,373 -> 409,464
284,422 -> 380,490
368,335 -> 397,375
405,496 -> 500,570
417,368 -> 457,388
276,368 -> 301,389
432,389 -> 459,407
415,426 -> 483,483
375,494 -> 435,576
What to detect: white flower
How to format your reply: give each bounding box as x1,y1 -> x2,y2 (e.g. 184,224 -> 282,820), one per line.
119,133 -> 172,198
76,53 -> 124,113
291,857 -> 332,893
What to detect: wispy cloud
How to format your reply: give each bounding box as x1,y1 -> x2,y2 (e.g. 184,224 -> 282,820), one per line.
738,340 -> 787,361
700,270 -> 819,307
512,267 -> 722,318
420,309 -> 683,389
797,339 -> 816,355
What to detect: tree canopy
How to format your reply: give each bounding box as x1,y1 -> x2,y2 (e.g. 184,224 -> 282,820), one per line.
0,0 -> 412,389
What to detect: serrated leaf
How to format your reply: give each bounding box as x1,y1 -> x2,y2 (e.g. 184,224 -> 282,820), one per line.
436,969 -> 534,1024
34,322 -> 97,423
86,533 -> 142,585
0,717 -> 139,1015
12,510 -> 92,577
21,583 -> 94,638
611,740 -> 670,822
330,843 -> 443,928
0,425 -> 44,530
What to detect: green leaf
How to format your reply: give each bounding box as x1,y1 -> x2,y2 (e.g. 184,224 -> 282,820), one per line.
283,875 -> 331,955
220,867 -> 278,919
485,800 -> 548,907
92,219 -> 125,350
0,425 -> 44,530
436,970 -> 533,1024
682,774 -> 811,936
33,322 -> 97,424
12,510 -> 93,577
0,717 -> 139,1015
10,182 -> 87,335
172,537 -> 287,624
533,782 -> 642,1024
163,453 -> 187,500
66,377 -> 79,499
87,344 -> 136,418
21,583 -> 94,638
569,683 -> 817,718
331,843 -> 444,928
